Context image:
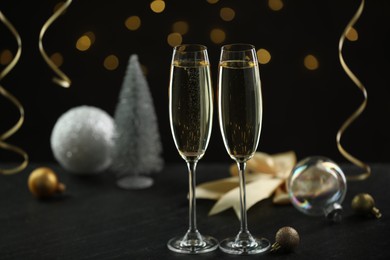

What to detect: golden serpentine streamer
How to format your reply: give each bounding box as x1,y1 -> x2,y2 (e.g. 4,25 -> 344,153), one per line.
337,0 -> 371,181
39,0 -> 72,88
0,11 -> 28,174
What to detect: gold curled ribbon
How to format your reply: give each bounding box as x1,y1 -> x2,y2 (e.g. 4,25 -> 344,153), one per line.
39,0 -> 72,88
0,11 -> 29,175
337,0 -> 371,181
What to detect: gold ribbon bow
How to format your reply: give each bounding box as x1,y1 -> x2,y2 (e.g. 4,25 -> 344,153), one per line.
195,151 -> 296,219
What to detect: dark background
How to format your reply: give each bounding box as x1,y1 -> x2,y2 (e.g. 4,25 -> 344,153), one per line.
1,0 -> 389,164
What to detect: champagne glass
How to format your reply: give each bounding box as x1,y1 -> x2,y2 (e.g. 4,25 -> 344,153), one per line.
167,44 -> 218,254
218,44 -> 270,255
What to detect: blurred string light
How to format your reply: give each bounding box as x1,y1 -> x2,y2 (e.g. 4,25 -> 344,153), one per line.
104,54 -> 119,70
304,54 -> 319,70
172,21 -> 189,35
268,0 -> 284,11
169,21 -> 188,47
75,32 -> 95,51
210,28 -> 226,44
346,27 -> 358,41
76,35 -> 91,51
0,49 -> 13,65
50,52 -> 63,67
150,0 -> 165,13
220,7 -> 235,22
125,16 -> 141,31
207,0 -> 219,4
257,48 -> 271,64
167,32 -> 182,47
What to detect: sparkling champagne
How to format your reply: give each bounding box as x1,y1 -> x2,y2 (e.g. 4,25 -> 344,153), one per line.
169,60 -> 213,162
218,60 -> 262,161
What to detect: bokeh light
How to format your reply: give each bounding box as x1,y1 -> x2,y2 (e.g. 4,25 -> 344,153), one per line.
150,0 -> 166,13
104,55 -> 119,70
210,28 -> 226,44
141,64 -> 148,76
0,49 -> 13,65
220,7 -> 235,22
50,52 -> 63,67
167,33 -> 182,47
304,54 -> 319,70
76,35 -> 92,51
207,0 -> 219,4
257,48 -> 271,64
172,21 -> 189,35
268,0 -> 284,11
84,31 -> 96,44
125,16 -> 141,31
346,27 -> 358,41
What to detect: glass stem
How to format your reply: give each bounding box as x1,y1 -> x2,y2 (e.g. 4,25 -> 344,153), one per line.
187,160 -> 198,233
237,161 -> 249,234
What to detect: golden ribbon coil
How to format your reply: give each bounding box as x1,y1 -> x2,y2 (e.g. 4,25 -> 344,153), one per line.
0,11 -> 29,175
39,0 -> 72,88
337,0 -> 371,181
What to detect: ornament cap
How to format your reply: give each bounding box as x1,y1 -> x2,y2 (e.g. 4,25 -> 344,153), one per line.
57,182 -> 66,193
270,242 -> 281,252
372,207 -> 382,219
324,203 -> 343,222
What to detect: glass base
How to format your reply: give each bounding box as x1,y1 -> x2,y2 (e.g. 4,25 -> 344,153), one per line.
167,233 -> 218,254
219,236 -> 270,255
116,176 -> 154,190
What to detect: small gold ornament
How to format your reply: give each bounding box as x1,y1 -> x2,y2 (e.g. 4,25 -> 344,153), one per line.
271,226 -> 300,253
28,167 -> 65,198
351,193 -> 382,218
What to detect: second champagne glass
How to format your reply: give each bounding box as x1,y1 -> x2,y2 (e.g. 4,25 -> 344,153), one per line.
167,44 -> 218,254
218,43 -> 270,255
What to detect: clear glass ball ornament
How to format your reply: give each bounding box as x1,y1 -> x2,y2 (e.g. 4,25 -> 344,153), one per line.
287,156 -> 347,222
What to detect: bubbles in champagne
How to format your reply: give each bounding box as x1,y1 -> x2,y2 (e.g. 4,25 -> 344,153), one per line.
219,60 -> 262,161
170,61 -> 213,161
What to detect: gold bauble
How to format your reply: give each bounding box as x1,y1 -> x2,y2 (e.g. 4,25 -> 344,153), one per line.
28,167 -> 65,198
351,193 -> 382,218
272,226 -> 300,252
351,193 -> 374,212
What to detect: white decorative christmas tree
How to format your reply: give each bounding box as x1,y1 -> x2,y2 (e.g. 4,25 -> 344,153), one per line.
111,54 -> 164,189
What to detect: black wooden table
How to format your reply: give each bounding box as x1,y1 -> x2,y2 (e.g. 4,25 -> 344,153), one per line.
0,163 -> 389,259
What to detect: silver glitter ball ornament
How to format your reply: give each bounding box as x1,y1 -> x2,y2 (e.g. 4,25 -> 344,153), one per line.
50,106 -> 115,174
